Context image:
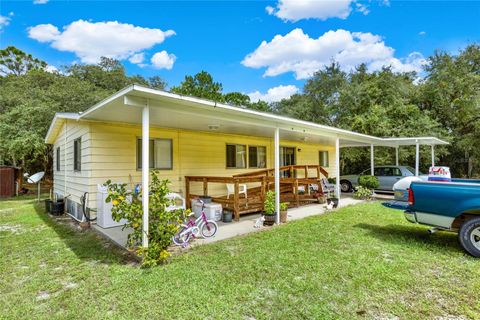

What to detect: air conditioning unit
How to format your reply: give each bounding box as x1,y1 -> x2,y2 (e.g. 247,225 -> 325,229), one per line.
66,198 -> 85,222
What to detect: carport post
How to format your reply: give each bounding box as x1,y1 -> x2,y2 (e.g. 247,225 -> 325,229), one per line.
415,141 -> 420,176
431,145 -> 435,167
370,144 -> 374,176
395,147 -> 399,166
141,102 -> 150,248
335,138 -> 340,200
274,127 -> 280,225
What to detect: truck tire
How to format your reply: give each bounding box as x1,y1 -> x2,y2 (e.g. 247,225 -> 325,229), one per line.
458,217 -> 480,257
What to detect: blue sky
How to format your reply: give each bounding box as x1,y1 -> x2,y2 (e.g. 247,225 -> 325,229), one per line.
0,1 -> 479,102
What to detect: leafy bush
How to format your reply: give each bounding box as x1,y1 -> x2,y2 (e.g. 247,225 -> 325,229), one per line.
280,202 -> 289,211
358,175 -> 379,190
104,171 -> 189,267
328,178 -> 336,184
264,191 -> 276,215
353,186 -> 373,200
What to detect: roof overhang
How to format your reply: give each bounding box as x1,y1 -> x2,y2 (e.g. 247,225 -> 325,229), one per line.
45,85 -> 449,148
45,113 -> 80,144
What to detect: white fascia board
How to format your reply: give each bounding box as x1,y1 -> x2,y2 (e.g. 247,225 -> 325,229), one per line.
76,84 -> 448,147
44,113 -> 80,144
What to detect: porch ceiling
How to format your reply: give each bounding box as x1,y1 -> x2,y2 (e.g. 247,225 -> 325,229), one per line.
61,85 -> 448,148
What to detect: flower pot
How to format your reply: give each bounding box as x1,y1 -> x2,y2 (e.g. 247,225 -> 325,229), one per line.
263,214 -> 276,226
317,195 -> 327,204
280,210 -> 288,223
51,201 -> 64,216
222,209 -> 233,223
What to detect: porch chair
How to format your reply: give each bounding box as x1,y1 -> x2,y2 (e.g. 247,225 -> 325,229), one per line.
321,178 -> 335,197
165,192 -> 186,212
226,183 -> 247,199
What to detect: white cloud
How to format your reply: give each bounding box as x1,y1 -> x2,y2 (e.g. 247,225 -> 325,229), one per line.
267,0 -> 354,22
355,2 -> 370,15
150,50 -> 176,70
33,0 -> 49,4
28,20 -> 175,64
419,31 -> 426,36
27,23 -> 60,42
0,12 -> 13,30
128,52 -> 145,64
248,85 -> 299,103
242,28 -> 426,79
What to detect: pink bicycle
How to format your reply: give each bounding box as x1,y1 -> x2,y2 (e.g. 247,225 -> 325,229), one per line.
172,199 -> 218,246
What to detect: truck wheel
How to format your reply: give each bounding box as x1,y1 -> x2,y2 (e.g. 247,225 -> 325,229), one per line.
458,217 -> 480,257
340,180 -> 352,193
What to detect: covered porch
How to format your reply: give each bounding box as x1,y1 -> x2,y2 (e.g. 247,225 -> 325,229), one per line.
78,85 -> 448,248
92,193 -> 365,249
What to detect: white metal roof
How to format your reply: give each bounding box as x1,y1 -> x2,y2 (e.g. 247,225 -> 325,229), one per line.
45,84 -> 449,147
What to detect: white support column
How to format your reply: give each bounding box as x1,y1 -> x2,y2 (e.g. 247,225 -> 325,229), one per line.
142,102 -> 150,248
274,128 -> 280,225
415,142 -> 420,176
431,145 -> 435,167
395,147 -> 399,166
335,138 -> 340,200
370,144 -> 374,176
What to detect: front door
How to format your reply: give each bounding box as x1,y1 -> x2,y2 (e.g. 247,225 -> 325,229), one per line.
280,147 -> 296,177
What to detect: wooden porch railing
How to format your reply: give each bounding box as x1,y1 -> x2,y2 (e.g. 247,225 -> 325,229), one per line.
185,164 -> 329,221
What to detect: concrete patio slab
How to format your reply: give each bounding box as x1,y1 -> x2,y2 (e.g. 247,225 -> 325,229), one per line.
91,194 -> 365,249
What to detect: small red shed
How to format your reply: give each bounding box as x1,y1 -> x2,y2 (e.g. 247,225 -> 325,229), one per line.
0,166 -> 23,198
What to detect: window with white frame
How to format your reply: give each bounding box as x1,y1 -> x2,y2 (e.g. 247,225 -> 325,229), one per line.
319,150 -> 329,167
226,144 -> 246,168
137,138 -> 173,170
248,146 -> 266,168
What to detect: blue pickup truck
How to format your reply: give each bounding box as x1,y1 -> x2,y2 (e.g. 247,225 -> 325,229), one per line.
406,179 -> 480,257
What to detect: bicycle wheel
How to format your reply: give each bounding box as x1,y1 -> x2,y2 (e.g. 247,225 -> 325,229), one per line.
200,220 -> 218,238
172,228 -> 191,246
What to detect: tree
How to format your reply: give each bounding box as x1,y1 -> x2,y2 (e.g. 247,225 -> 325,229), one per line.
171,71 -> 224,102
147,76 -> 167,90
224,92 -> 250,106
419,45 -> 480,177
0,46 -> 47,76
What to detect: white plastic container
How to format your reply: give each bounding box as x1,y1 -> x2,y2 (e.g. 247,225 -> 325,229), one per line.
192,201 -> 222,221
96,184 -> 128,228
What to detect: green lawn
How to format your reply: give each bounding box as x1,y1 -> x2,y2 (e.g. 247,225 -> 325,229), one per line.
1,197 -> 479,319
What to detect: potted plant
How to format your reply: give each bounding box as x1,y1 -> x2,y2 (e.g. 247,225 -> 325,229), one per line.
263,191 -> 276,226
280,202 -> 289,223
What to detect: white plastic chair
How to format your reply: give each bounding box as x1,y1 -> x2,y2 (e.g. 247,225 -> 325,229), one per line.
166,192 -> 186,212
226,183 -> 247,199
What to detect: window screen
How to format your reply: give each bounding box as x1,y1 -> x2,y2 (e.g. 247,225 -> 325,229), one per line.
226,144 -> 246,168
73,138 -> 81,171
137,138 -> 172,169
319,151 -> 329,167
56,147 -> 60,171
249,146 -> 266,168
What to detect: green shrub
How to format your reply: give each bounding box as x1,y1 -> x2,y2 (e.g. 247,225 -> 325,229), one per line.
104,171 -> 189,267
264,191 -> 276,215
280,202 -> 289,211
328,178 -> 336,184
358,175 -> 379,190
353,186 -> 373,200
